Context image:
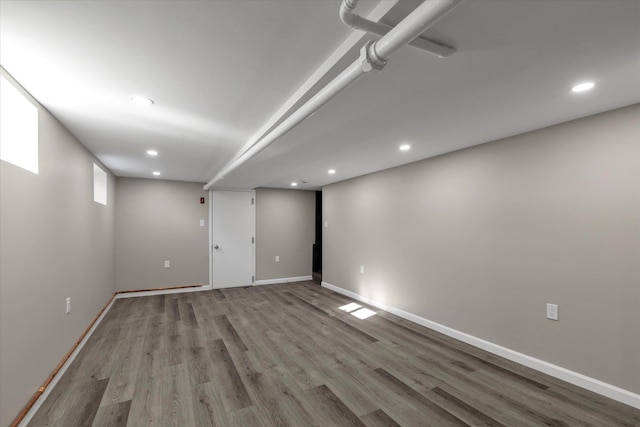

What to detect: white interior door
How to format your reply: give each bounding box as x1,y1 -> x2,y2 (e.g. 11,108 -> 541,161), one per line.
211,190 -> 255,289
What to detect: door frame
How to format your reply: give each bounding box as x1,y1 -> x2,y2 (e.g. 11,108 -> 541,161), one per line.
209,189 -> 256,289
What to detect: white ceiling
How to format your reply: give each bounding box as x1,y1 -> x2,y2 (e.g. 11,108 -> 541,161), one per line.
1,0 -> 639,190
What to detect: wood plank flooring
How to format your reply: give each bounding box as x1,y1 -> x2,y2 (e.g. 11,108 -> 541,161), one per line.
28,282 -> 640,426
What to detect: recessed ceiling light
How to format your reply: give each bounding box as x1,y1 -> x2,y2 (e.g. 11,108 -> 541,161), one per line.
328,169 -> 336,174
399,144 -> 411,151
130,95 -> 154,106
571,82 -> 595,93
146,150 -> 158,156
291,182 -> 298,187
152,171 -> 161,176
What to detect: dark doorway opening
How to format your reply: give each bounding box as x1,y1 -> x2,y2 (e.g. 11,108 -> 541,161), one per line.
312,191 -> 322,283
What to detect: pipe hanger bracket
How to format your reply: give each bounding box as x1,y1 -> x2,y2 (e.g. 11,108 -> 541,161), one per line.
361,41 -> 387,73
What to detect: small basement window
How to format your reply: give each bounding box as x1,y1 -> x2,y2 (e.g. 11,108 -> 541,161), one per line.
0,75 -> 39,174
93,163 -> 107,205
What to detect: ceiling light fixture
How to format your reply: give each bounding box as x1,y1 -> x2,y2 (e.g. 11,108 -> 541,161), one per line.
328,169 -> 336,174
146,150 -> 158,156
130,95 -> 154,106
571,81 -> 595,93
291,182 -> 298,187
152,171 -> 161,176
399,144 -> 411,151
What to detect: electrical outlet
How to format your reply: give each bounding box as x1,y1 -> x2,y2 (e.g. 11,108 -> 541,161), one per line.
164,260 -> 170,268
66,297 -> 71,314
199,219 -> 205,227
324,220 -> 328,228
275,256 -> 280,263
546,303 -> 558,320
360,265 -> 365,274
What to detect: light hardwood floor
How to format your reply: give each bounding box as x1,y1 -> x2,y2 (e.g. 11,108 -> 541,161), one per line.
28,282 -> 640,426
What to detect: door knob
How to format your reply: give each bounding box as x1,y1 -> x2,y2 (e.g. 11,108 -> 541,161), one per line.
214,245 -> 219,250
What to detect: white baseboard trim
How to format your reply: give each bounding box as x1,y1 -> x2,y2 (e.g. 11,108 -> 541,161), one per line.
19,295 -> 118,427
254,276 -> 312,286
321,281 -> 640,410
115,284 -> 212,299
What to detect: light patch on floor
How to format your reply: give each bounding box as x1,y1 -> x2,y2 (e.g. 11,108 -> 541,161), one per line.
339,303 -> 362,313
351,308 -> 376,320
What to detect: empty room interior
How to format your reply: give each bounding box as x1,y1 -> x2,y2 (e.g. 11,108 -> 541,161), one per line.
1,0 -> 639,426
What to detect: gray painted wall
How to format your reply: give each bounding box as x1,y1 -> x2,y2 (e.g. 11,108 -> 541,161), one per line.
256,188 -> 315,280
323,104 -> 640,394
0,68 -> 116,426
115,178 -> 208,291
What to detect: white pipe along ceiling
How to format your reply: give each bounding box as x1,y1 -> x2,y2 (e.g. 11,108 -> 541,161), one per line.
339,0 -> 456,58
204,0 -> 463,191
